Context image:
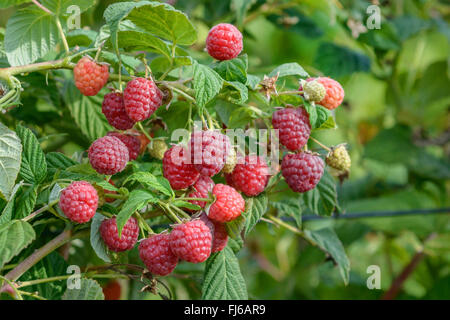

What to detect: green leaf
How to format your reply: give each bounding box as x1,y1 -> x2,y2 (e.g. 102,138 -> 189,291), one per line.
202,246 -> 248,300
269,62 -> 309,78
16,125 -> 47,184
64,82 -> 113,142
0,219 -> 36,269
4,7 -> 59,66
62,278 -> 104,300
15,184 -> 38,219
0,182 -> 23,225
117,30 -> 172,60
304,227 -> 350,285
212,54 -> 248,84
66,29 -> 97,47
124,172 -> 174,197
302,170 -> 338,216
0,1 -> 31,9
116,190 -> 158,237
303,102 -> 332,129
42,0 -> 94,16
242,194 -> 268,237
0,123 -> 22,200
231,0 -> 256,26
272,198 -> 302,228
225,214 -> 246,240
46,152 -> 77,170
90,213 -> 111,263
267,8 -> 323,39
172,200 -> 201,211
223,81 -> 249,104
192,60 -> 223,109
314,115 -> 336,131
246,74 -> 261,90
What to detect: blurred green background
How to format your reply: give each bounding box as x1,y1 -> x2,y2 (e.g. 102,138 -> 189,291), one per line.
1,0 -> 449,299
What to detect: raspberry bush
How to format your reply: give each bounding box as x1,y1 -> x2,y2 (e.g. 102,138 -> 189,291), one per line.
0,1 -> 448,301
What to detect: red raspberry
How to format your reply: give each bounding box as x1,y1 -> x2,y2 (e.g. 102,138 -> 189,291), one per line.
226,155 -> 269,196
123,78 -> 163,122
104,180 -> 117,203
206,23 -> 243,61
88,136 -> 129,175
102,92 -> 135,130
187,176 -> 215,210
189,130 -> 230,177
200,213 -> 228,253
100,216 -> 139,252
163,145 -> 200,190
272,107 -> 311,151
169,220 -> 212,263
281,152 -> 324,193
102,281 -> 121,300
208,184 -> 245,223
107,132 -> 140,161
59,181 -> 98,223
139,233 -> 178,276
73,56 -> 109,96
305,77 -> 344,110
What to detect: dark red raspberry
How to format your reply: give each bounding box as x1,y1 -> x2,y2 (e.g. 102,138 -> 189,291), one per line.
189,130 -> 230,177
169,220 -> 212,263
226,155 -> 270,196
102,281 -> 121,300
88,136 -> 129,175
102,92 -> 135,130
123,78 -> 163,122
304,77 -> 344,110
272,107 -> 311,151
208,184 -> 245,223
107,132 -> 140,161
186,176 -> 215,210
139,233 -> 178,276
73,56 -> 109,96
59,181 -> 98,223
200,213 -> 228,253
281,152 -> 324,193
100,216 -> 139,252
206,23 -> 243,61
163,145 -> 200,190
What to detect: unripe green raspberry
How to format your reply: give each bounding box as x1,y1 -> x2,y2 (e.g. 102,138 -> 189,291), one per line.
149,139 -> 168,160
222,147 -> 236,174
326,144 -> 351,171
302,79 -> 326,102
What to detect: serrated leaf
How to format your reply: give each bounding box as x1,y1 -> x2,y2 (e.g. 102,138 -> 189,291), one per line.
46,152 -> 77,170
66,29 -> 97,47
0,123 -> 22,200
304,227 -> 350,285
64,82 -> 113,142
16,125 -> 47,184
124,172 -> 173,197
0,182 -> 23,225
302,170 -> 338,216
314,115 -> 336,131
202,246 -> 248,300
49,183 -> 62,203
42,0 -> 94,16
225,214 -> 246,240
224,81 -> 249,104
192,60 -> 223,109
303,102 -> 331,129
4,7 -> 59,66
246,74 -> 261,90
0,1 -> 31,10
272,198 -> 302,228
117,30 -> 172,60
212,54 -> 248,84
242,194 -> 268,237
268,62 -> 309,78
15,184 -> 38,219
0,219 -> 36,269
172,200 -> 201,211
90,213 -> 111,263
116,189 -> 158,237
62,278 -> 104,300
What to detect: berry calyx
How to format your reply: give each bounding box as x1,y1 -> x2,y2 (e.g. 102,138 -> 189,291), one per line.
107,131 -> 141,161
163,145 -> 200,190
326,144 -> 351,171
102,92 -> 135,130
139,233 -> 178,276
281,152 -> 324,193
59,181 -> 98,223
206,23 -> 243,61
169,220 -> 212,263
88,136 -> 129,175
208,184 -> 245,223
226,155 -> 270,197
272,107 -> 311,151
73,56 -> 109,96
100,216 -> 139,252
123,77 -> 163,122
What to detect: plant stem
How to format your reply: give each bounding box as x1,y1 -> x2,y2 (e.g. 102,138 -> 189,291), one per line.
0,275 -> 23,300
17,273 -> 127,289
136,122 -> 153,142
134,213 -> 154,235
22,199 -> 59,222
178,197 -> 211,202
167,84 -> 196,102
55,17 -> 70,54
309,136 -> 331,152
18,290 -> 47,300
160,203 -> 182,224
169,204 -> 191,220
32,0 -> 52,14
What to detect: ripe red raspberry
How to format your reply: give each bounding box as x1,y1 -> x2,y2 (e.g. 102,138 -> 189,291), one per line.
102,92 -> 135,130
200,213 -> 228,253
208,184 -> 245,223
100,216 -> 139,252
102,281 -> 121,300
272,107 -> 311,151
139,233 -> 178,276
123,78 -> 163,122
189,130 -> 230,177
281,152 -> 324,193
226,155 -> 270,196
59,181 -> 98,223
187,176 -> 215,210
73,56 -> 109,96
206,23 -> 243,61
304,77 -> 344,110
169,220 -> 212,263
88,136 -> 129,175
107,132 -> 140,161
163,145 -> 200,190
